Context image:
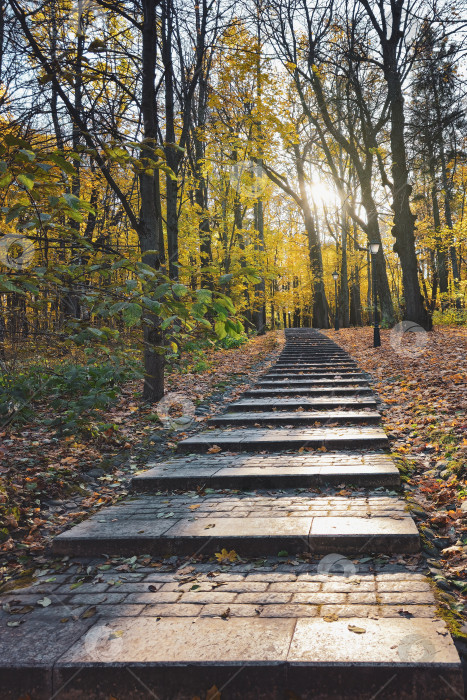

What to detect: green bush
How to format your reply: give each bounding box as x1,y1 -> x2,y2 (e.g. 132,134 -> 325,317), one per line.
0,353 -> 141,434
216,335 -> 248,349
432,308 -> 467,327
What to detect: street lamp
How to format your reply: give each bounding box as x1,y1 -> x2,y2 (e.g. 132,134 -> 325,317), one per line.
369,242 -> 381,347
332,271 -> 339,331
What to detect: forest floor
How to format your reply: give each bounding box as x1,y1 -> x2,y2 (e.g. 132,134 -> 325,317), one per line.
325,326 -> 467,633
0,325 -> 466,635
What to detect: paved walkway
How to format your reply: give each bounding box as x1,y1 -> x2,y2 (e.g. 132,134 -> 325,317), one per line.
0,329 -> 463,699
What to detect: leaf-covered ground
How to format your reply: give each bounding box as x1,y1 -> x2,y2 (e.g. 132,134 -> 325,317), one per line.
0,332 -> 283,588
326,326 -> 467,634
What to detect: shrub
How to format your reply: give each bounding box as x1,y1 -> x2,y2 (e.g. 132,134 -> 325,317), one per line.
432,309 -> 467,327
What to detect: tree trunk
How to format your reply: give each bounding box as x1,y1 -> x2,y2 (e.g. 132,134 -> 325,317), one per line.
384,47 -> 429,328
252,195 -> 266,334
193,68 -> 213,289
252,8 -> 267,334
360,183 -> 394,325
439,138 -> 461,304
350,267 -> 363,326
339,212 -> 350,327
293,147 -> 329,328
162,0 -> 179,280
140,0 -> 164,402
427,150 -> 448,296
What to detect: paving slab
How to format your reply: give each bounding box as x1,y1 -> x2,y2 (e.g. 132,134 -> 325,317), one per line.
287,618 -> 464,700
310,516 -> 420,553
0,616 -> 95,700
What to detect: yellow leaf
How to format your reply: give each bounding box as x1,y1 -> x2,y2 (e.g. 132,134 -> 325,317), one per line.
215,548 -> 238,563
348,624 -> 366,634
109,630 -> 124,639
323,613 -> 339,622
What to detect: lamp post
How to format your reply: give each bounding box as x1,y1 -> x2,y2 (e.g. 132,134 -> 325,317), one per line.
369,242 -> 381,347
332,271 -> 339,331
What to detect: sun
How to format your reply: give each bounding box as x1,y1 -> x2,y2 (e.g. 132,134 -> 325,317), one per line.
308,181 -> 339,206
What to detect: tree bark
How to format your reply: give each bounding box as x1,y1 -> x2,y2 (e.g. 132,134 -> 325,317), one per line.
359,180 -> 394,324
339,213 -> 350,327
140,0 -> 164,402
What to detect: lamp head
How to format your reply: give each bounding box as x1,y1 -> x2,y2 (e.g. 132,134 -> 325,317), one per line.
369,242 -> 380,254
331,271 -> 339,281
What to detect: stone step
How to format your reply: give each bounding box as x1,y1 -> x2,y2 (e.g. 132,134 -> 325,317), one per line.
256,380 -> 370,388
36,617 -> 461,700
228,397 -> 378,411
261,370 -> 368,384
273,367 -> 360,374
5,550 -> 463,700
279,356 -> 352,360
271,366 -> 360,370
177,426 -> 388,453
131,452 -> 400,490
264,373 -> 366,380
275,362 -> 358,367
51,492 -> 419,558
278,356 -> 352,361
244,387 -> 373,397
277,360 -> 351,364
208,411 -> 381,427
278,353 -> 351,358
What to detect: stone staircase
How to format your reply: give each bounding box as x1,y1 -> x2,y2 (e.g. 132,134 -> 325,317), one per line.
1,328 -> 463,699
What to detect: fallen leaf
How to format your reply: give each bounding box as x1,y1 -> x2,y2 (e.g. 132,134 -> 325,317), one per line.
323,613 -> 339,622
215,549 -> 238,563
37,597 -> 52,607
206,686 -> 221,700
109,630 -> 124,639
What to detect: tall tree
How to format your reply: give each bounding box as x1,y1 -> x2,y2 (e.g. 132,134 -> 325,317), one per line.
358,0 -> 430,327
